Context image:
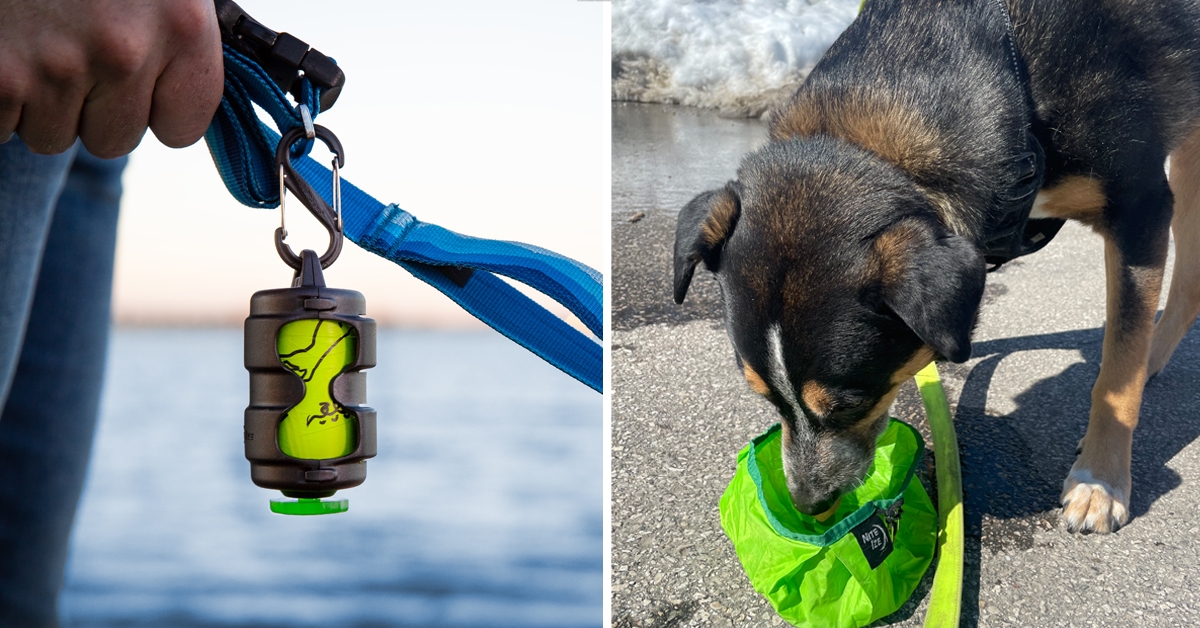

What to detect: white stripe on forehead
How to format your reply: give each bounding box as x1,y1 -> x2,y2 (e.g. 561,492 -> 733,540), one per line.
766,323 -> 803,418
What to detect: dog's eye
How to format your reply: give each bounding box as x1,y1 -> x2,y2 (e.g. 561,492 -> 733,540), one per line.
833,397 -> 870,414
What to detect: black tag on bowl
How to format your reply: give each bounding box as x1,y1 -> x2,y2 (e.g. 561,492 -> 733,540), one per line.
851,512 -> 894,570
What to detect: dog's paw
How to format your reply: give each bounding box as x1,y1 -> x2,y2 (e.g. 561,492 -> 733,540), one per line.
1060,468 -> 1129,534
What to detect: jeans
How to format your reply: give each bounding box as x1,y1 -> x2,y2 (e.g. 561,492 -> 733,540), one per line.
0,138 -> 127,627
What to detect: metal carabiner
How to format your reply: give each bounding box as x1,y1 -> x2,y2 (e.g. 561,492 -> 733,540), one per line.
274,124 -> 346,271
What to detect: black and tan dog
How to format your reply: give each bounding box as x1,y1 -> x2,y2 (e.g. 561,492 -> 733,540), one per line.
673,0 -> 1200,534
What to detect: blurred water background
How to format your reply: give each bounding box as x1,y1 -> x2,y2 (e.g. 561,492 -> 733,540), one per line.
60,328 -> 602,627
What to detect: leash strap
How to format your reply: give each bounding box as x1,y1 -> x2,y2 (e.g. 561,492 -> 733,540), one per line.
979,0 -> 1060,269
914,363 -> 963,628
204,45 -> 603,392
206,45 -> 323,209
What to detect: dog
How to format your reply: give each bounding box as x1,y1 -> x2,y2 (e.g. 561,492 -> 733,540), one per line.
672,0 -> 1200,534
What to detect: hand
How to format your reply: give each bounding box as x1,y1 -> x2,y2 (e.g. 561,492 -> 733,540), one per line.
0,0 -> 224,158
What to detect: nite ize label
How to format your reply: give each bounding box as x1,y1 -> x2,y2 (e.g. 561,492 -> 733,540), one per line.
851,512 -> 895,570
276,319 -> 358,460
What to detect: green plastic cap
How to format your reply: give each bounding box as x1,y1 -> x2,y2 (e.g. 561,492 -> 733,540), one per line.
270,497 -> 349,516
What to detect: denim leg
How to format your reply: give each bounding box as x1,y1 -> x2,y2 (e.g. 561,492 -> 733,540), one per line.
0,140 -> 75,401
0,144 -> 126,628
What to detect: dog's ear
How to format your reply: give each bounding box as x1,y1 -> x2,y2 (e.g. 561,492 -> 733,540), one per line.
871,219 -> 985,363
673,183 -> 741,304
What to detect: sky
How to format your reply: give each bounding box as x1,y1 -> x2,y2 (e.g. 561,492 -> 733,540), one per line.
112,0 -> 608,327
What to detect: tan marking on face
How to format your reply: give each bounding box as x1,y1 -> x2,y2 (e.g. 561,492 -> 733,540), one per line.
849,385 -> 902,440
892,346 -> 937,384
845,346 -> 936,440
700,190 -> 738,248
801,381 -> 835,416
1031,176 -> 1107,229
743,363 -> 770,396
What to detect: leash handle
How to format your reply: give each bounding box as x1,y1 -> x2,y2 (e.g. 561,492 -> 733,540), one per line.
214,0 -> 344,112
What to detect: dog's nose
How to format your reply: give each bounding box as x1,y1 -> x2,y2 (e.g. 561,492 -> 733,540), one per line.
793,493 -> 840,517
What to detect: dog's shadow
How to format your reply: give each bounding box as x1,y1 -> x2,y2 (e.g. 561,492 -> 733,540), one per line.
957,323 -> 1200,535
916,321 -> 1200,627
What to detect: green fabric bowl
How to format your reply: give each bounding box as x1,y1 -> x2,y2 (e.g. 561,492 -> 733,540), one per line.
719,419 -> 937,627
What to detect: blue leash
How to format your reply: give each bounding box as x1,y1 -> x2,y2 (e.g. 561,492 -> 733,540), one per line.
204,42 -> 603,392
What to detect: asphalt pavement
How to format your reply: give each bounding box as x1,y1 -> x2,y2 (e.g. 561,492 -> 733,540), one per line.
611,102 -> 1200,628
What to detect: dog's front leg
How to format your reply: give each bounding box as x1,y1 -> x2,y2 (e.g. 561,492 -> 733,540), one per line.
1061,191 -> 1170,533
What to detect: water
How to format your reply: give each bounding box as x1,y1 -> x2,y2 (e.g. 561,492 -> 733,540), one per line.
61,329 -> 602,627
612,103 -> 768,217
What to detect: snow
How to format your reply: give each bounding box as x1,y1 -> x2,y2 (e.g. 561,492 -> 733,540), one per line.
613,0 -> 860,116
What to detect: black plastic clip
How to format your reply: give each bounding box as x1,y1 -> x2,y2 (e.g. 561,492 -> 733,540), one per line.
982,131 -> 1050,268
881,498 -> 904,540
214,0 -> 345,112
275,125 -> 346,272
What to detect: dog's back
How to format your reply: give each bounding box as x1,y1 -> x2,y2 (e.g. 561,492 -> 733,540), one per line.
1014,0 -> 1200,167
770,0 -> 1200,241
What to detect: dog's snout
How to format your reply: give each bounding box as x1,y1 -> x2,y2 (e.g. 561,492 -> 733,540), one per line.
781,421 -> 877,516
785,468 -> 849,516
792,493 -> 840,517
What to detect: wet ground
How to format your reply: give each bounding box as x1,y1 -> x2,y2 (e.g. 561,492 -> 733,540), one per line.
611,102 -> 1200,627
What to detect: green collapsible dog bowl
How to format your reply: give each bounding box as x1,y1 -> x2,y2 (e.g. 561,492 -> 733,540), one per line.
720,418 -> 937,628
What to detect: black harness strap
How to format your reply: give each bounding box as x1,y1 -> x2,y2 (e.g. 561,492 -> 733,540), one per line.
980,0 -> 1062,271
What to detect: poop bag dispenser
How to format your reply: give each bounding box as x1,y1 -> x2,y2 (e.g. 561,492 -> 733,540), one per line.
245,250 -> 377,515
244,124 -> 375,515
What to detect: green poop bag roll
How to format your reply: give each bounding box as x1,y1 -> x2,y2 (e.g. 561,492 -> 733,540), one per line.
719,419 -> 936,628
276,319 -> 358,460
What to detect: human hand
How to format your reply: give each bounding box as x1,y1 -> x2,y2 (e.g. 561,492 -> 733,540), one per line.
0,0 -> 224,158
